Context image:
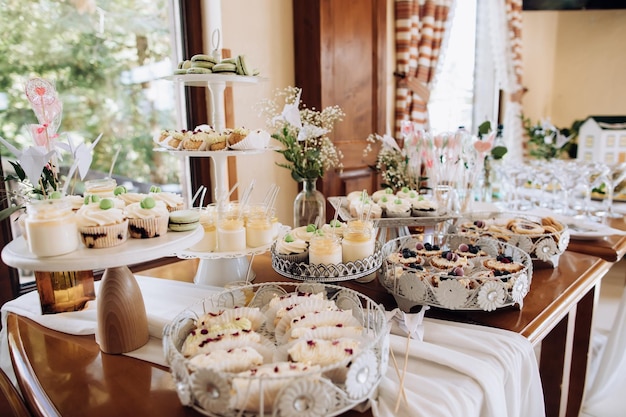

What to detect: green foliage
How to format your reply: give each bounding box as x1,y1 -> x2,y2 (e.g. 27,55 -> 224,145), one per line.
0,0 -> 179,185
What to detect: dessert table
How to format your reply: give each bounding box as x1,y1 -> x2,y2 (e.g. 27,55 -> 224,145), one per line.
0,241 -> 620,417
1,275 -> 543,417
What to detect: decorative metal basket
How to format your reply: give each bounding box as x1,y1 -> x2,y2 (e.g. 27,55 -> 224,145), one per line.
162,282 -> 389,417
380,234 -> 533,312
448,211 -> 569,268
270,242 -> 383,282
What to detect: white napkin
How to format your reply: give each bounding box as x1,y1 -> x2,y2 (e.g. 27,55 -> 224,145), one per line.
0,275 -> 223,375
371,318 -> 546,417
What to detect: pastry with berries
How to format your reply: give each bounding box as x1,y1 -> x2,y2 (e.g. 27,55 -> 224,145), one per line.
455,242 -> 487,259
433,266 -> 477,289
414,241 -> 443,258
483,254 -> 525,275
429,250 -> 473,272
386,247 -> 425,270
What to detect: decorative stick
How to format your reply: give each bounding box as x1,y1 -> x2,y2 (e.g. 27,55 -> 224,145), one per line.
389,343 -> 408,407
108,145 -> 121,178
394,333 -> 412,412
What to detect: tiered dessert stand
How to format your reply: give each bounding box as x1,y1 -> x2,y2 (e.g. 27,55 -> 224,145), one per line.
1,227 -> 203,354
163,73 -> 279,286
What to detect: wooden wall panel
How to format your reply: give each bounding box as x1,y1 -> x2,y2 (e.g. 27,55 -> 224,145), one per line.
293,0 -> 387,220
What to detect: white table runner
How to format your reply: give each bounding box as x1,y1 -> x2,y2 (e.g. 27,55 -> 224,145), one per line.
1,275 -> 545,417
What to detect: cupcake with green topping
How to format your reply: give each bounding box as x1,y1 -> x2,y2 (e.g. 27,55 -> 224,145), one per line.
148,185 -> 184,212
290,223 -> 318,243
275,232 -> 309,263
76,197 -> 129,248
125,196 -> 169,238
113,185 -> 147,207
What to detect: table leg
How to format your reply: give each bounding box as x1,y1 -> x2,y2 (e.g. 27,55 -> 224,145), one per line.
540,309 -> 576,417
566,285 -> 596,417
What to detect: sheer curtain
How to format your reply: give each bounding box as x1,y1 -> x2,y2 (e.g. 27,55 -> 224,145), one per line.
477,0 -> 524,161
394,0 -> 455,137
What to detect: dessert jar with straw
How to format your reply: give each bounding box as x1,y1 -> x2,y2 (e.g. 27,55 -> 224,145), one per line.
188,204 -> 218,252
83,178 -> 117,199
309,232 -> 342,265
245,206 -> 275,248
217,203 -> 246,252
341,220 -> 376,263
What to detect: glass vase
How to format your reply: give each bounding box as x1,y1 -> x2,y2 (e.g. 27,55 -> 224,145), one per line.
293,178 -> 326,228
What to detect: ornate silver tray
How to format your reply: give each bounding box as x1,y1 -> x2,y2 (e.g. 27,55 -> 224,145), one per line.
328,196 -> 458,228
270,241 -> 383,282
162,282 -> 389,417
448,211 -> 570,268
380,234 -> 533,312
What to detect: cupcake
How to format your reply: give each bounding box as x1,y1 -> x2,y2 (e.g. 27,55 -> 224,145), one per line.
113,185 -> 147,207
350,198 -> 382,219
291,224 -> 318,243
227,127 -> 249,147
396,186 -> 418,200
125,196 -> 169,238
275,232 -> 309,263
385,198 -> 411,218
149,185 -> 184,212
229,129 -> 271,150
76,197 -> 128,248
321,219 -> 347,238
371,187 -> 394,203
410,195 -> 439,217
377,195 -> 393,214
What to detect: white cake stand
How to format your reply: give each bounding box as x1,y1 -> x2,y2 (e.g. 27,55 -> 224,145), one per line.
1,227 -> 203,354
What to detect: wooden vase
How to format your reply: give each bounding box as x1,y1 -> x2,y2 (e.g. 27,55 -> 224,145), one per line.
96,266 -> 149,354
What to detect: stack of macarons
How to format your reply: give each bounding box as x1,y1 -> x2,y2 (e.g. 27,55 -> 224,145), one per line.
175,54 -> 258,76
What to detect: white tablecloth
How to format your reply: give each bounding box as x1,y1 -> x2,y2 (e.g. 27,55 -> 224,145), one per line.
0,275 -> 545,417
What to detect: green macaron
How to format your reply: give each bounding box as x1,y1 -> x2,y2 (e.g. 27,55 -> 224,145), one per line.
168,209 -> 201,232
212,62 -> 237,73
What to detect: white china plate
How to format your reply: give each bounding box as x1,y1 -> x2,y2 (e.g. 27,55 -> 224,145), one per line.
567,222 -> 621,240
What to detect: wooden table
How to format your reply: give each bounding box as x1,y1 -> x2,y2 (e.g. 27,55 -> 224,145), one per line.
5,249 -> 617,417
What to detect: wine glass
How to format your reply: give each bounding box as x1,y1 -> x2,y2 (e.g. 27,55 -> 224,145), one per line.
577,161 -> 610,221
598,162 -> 626,220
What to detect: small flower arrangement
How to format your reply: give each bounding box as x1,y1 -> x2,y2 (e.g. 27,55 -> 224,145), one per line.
521,114 -> 573,160
258,86 -> 344,182
363,132 -> 421,191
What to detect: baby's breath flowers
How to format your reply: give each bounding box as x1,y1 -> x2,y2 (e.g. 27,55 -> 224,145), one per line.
259,86 -> 344,182
364,133 -> 420,191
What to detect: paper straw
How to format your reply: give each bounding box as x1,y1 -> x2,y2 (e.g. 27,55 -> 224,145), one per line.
190,186 -> 204,207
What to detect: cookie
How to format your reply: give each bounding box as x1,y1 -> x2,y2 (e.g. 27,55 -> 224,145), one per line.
212,62 -> 237,73
168,209 -> 200,232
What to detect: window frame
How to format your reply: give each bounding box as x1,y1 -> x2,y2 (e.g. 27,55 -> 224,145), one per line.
0,0 -> 210,303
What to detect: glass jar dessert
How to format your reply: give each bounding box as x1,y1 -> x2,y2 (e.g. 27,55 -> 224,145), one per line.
25,198 -> 79,257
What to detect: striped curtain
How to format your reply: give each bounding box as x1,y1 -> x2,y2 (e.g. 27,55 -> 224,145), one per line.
394,0 -> 454,137
504,0 -> 525,161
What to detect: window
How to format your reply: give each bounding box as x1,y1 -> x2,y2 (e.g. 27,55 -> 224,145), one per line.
0,0 -> 195,292
428,0 -> 477,133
